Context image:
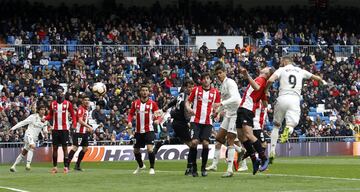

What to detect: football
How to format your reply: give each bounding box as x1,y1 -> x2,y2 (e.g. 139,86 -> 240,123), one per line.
92,82 -> 107,96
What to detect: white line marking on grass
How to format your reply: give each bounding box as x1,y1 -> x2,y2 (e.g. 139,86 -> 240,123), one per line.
0,186 -> 29,192
277,188 -> 360,192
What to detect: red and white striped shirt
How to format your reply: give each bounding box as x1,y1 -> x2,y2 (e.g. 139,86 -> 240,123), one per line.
240,77 -> 267,113
253,102 -> 268,130
188,86 -> 220,125
127,99 -> 159,133
45,100 -> 76,131
76,105 -> 89,134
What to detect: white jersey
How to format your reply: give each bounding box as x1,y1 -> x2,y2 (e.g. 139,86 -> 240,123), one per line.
219,77 -> 241,116
10,114 -> 48,140
274,64 -> 313,98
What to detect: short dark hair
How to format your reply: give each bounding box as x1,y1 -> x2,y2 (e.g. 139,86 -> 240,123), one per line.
214,63 -> 226,72
80,93 -> 90,99
183,79 -> 194,87
37,104 -> 46,111
201,72 -> 211,80
139,83 -> 150,90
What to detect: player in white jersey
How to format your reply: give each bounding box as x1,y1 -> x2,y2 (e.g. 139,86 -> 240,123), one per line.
9,105 -> 48,172
265,56 -> 327,163
205,64 -> 246,177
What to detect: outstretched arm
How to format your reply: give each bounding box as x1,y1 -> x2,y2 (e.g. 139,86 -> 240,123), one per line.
240,67 -> 260,91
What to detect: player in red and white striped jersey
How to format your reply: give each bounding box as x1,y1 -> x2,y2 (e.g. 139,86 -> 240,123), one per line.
127,84 -> 160,175
67,94 -> 92,171
186,72 -> 221,177
236,67 -> 274,175
45,88 -> 76,174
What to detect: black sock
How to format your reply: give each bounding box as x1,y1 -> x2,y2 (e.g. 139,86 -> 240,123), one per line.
187,149 -> 192,168
68,150 -> 76,167
201,148 -> 209,170
64,157 -> 69,168
134,153 -> 143,168
243,140 -> 256,162
52,153 -> 58,167
148,152 -> 155,168
76,150 -> 85,167
189,147 -> 197,170
252,140 -> 267,161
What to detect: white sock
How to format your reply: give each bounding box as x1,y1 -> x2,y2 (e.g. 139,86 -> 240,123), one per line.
227,146 -> 235,172
13,154 -> 24,167
212,147 -> 220,167
270,126 -> 280,155
233,144 -> 242,153
26,149 -> 34,165
241,159 -> 247,168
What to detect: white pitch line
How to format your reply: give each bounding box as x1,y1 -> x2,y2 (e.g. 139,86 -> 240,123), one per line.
277,188 -> 360,192
0,186 -> 29,192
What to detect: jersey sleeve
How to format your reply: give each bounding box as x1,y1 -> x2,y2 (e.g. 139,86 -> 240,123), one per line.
214,89 -> 221,103
127,100 -> 136,123
188,87 -> 197,102
255,77 -> 267,88
302,69 -> 313,79
10,115 -> 34,131
77,107 -> 84,121
44,101 -> 53,121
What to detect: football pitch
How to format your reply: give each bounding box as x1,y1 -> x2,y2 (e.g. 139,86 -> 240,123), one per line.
0,156 -> 359,192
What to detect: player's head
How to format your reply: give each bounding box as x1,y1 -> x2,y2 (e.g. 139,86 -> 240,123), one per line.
280,56 -> 293,67
182,79 -> 194,94
260,67 -> 275,79
37,104 -> 46,116
214,64 -> 226,83
56,87 -> 65,103
200,72 -> 212,88
139,84 -> 150,99
81,94 -> 90,108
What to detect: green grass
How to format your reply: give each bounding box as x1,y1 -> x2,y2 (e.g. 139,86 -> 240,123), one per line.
0,156 -> 360,192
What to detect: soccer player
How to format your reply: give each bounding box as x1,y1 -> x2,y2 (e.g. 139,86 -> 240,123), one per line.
154,79 -> 195,175
265,56 -> 327,163
67,94 -> 92,171
9,105 -> 48,172
186,72 -> 221,177
45,88 -> 76,174
205,65 -> 243,177
236,66 -> 274,175
128,84 -> 160,175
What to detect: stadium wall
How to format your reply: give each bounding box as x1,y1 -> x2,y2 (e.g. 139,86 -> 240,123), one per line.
0,143 -> 357,163
27,0 -> 360,9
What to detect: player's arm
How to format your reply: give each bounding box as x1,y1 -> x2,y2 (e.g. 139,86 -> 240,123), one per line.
185,87 -> 196,116
152,102 -> 161,125
221,81 -> 240,106
240,67 -> 260,91
9,115 -> 34,132
78,110 -> 92,132
162,97 -> 177,112
261,93 -> 269,108
44,102 -> 53,121
127,101 -> 136,128
68,102 -> 77,128
310,74 -> 327,85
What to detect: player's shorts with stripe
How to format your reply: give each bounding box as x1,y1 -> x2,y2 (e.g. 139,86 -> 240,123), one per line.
133,131 -> 156,148
273,95 -> 301,127
52,130 -> 70,146
190,122 -> 212,142
236,107 -> 255,128
220,115 -> 237,134
72,133 -> 89,147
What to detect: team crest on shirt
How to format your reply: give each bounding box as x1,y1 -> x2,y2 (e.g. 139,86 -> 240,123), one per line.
146,105 -> 150,109
210,93 -> 214,97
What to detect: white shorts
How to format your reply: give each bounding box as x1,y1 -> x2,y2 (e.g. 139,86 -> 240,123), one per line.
220,116 -> 237,134
24,135 -> 36,150
273,95 -> 301,127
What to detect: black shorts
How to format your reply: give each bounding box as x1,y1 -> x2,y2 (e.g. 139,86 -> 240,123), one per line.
52,130 -> 70,146
253,130 -> 265,143
133,131 -> 155,148
72,133 -> 89,147
236,107 -> 255,128
190,123 -> 212,142
172,120 -> 191,142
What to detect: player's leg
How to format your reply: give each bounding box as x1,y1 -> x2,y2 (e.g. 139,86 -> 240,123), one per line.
10,143 -> 29,172
51,131 -> 59,173
25,143 -> 36,171
270,99 -> 286,163
222,132 -> 236,177
206,127 -> 226,171
281,100 -> 301,143
146,131 -> 156,174
199,124 -> 212,177
172,122 -> 193,175
133,133 -> 146,174
68,133 -> 79,169
189,123 -> 200,177
75,133 -> 89,171
61,131 -> 70,173
234,138 -> 248,171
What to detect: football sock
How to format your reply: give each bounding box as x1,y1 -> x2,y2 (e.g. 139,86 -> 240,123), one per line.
134,153 -> 143,168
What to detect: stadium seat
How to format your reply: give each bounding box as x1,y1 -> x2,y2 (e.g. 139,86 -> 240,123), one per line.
309,107 -> 317,112
315,61 -> 323,70
308,111 -> 317,117
170,87 -> 179,97
213,122 -> 221,131
7,36 -> 15,44
178,69 -> 185,79
266,60 -> 273,67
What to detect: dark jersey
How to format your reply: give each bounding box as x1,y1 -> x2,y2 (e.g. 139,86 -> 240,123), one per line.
163,92 -> 188,122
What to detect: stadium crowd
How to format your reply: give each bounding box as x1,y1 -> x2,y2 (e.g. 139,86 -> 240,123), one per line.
0,1 -> 359,144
